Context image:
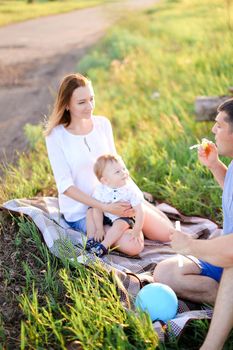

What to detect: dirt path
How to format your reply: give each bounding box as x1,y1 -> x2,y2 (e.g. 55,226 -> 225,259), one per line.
0,0 -> 158,163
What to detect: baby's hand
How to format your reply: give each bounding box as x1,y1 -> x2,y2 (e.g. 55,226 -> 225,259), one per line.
93,228 -> 105,242
129,229 -> 141,241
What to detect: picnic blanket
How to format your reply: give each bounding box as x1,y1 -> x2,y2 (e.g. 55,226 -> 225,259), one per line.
1,196 -> 222,341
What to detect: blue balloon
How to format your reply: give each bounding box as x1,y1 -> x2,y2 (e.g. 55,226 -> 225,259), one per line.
135,283 -> 178,323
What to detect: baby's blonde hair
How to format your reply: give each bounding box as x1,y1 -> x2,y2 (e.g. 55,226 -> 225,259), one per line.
94,154 -> 122,180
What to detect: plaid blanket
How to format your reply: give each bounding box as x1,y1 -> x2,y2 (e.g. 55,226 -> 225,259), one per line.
1,196 -> 221,341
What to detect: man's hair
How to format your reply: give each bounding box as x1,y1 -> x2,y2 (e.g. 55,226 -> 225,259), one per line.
217,98 -> 233,129
94,154 -> 122,180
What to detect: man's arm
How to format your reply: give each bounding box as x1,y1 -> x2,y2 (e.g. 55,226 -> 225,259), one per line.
170,229 -> 233,267
208,159 -> 227,189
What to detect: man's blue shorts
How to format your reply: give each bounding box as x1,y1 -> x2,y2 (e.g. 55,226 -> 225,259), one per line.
196,259 -> 223,282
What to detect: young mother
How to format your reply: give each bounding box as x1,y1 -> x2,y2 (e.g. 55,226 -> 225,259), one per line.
45,73 -> 172,256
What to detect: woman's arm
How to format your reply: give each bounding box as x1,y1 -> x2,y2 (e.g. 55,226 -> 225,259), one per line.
46,132 -> 75,194
64,185 -> 132,217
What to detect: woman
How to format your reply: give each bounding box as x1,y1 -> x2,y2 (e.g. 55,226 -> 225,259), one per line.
45,73 -> 172,256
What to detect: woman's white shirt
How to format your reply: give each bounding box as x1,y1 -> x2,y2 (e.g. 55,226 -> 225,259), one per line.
45,116 -> 116,221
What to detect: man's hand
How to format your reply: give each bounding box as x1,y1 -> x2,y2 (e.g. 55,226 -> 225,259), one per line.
170,227 -> 193,255
198,142 -> 219,170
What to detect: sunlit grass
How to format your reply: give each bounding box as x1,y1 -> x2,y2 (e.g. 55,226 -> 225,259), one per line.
0,124 -> 55,202
0,0 -> 111,27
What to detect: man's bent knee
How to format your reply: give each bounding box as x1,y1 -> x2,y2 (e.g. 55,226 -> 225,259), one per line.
153,256 -> 200,286
153,258 -> 179,286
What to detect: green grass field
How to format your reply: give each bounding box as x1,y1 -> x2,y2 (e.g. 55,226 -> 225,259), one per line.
1,0 -> 233,348
0,0 -> 110,27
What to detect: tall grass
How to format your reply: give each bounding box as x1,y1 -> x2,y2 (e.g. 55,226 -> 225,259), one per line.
13,217 -> 158,349
1,0 -> 233,348
0,0 -> 110,27
0,124 -> 55,201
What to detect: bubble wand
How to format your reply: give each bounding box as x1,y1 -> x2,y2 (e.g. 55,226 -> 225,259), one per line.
175,221 -> 184,268
190,138 -> 213,156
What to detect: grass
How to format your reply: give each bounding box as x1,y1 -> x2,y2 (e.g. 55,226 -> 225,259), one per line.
1,0 -> 233,348
0,0 -> 111,27
5,216 -> 158,349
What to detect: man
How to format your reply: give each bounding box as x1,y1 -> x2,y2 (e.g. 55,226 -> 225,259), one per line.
154,98 -> 233,350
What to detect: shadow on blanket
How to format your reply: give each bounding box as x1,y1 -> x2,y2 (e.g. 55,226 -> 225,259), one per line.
1,196 -> 221,340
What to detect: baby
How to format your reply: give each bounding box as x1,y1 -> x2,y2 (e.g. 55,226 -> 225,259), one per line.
86,154 -> 144,257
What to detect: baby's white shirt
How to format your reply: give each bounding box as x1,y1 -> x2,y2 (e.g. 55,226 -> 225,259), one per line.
93,180 -> 144,222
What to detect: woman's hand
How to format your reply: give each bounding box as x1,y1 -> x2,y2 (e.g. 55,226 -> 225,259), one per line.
198,142 -> 219,170
103,201 -> 135,217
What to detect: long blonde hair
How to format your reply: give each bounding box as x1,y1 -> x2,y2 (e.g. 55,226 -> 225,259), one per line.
44,73 -> 91,136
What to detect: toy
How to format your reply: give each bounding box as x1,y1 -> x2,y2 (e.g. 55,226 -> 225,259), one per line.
190,138 -> 213,156
175,220 -> 183,268
135,283 -> 178,323
200,138 -> 212,156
